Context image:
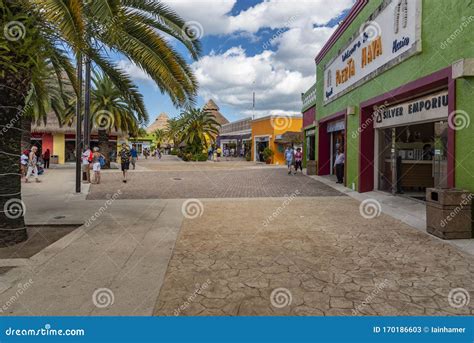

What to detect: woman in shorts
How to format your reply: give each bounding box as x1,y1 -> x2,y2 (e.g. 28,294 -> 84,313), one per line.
92,147 -> 104,184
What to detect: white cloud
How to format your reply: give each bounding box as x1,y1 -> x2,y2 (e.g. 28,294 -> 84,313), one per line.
117,60 -> 152,82
192,46 -> 314,118
122,0 -> 355,118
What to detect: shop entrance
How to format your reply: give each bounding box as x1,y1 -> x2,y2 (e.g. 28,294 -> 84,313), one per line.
377,120 -> 448,201
330,130 -> 345,175
255,137 -> 269,162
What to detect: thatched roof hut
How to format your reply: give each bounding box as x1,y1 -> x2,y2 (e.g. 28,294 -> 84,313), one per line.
146,113 -> 169,133
203,100 -> 229,126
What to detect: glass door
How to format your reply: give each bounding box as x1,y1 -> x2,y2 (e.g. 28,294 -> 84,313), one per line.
433,121 -> 448,188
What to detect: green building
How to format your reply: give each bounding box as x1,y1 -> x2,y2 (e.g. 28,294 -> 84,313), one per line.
308,0 -> 474,199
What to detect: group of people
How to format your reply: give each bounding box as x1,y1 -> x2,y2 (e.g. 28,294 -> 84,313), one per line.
284,146 -> 303,175
81,143 -> 134,184
207,146 -> 246,162
20,147 -> 51,183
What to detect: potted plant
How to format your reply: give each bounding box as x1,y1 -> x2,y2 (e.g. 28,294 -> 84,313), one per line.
263,147 -> 274,164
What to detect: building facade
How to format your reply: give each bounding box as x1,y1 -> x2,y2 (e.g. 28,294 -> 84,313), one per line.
217,117 -> 252,156
302,83 -> 317,169
251,115 -> 303,165
311,0 -> 474,198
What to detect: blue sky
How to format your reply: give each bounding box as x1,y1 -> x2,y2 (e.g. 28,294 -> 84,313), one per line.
116,0 -> 354,126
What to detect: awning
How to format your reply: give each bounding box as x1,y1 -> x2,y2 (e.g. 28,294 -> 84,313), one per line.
274,131 -> 303,144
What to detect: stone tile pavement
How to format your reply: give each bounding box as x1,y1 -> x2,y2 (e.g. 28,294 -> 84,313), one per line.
88,168 -> 342,199
154,198 -> 474,316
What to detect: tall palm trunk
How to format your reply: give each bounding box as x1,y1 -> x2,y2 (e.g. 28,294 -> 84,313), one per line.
98,129 -> 110,168
21,116 -> 32,151
0,70 -> 30,246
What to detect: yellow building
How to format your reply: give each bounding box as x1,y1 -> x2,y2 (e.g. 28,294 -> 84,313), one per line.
251,115 -> 303,165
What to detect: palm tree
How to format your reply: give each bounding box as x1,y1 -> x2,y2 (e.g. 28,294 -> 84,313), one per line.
0,0 -> 201,246
154,128 -> 166,150
165,117 -> 183,149
21,62 -> 76,151
179,108 -> 221,154
87,72 -> 146,167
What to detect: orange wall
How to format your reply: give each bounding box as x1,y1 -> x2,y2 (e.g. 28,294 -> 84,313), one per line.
251,117 -> 303,165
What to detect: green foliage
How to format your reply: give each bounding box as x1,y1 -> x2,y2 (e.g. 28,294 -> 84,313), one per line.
263,147 -> 274,161
170,148 -> 179,156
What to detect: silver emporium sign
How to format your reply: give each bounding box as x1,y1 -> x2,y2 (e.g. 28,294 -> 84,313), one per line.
374,91 -> 449,128
323,0 -> 422,104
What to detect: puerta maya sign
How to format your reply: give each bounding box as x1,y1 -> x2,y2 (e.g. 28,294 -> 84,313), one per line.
323,0 -> 422,104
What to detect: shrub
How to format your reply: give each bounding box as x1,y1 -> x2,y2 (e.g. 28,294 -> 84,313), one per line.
170,149 -> 179,156
193,152 -> 208,161
263,147 -> 274,161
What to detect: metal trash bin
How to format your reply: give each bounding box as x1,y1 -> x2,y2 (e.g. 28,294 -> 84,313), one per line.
306,160 -> 317,175
50,155 -> 59,164
426,188 -> 473,239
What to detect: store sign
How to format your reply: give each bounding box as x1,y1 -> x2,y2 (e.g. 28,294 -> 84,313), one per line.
323,0 -> 421,104
374,91 -> 449,128
327,120 -> 345,133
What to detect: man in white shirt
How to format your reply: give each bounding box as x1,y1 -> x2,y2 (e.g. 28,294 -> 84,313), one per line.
82,146 -> 92,183
334,149 -> 345,184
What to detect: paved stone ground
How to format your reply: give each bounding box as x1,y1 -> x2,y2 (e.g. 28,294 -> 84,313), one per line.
88,168 -> 342,199
154,198 -> 474,316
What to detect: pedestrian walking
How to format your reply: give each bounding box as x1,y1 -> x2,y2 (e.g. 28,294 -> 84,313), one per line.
92,147 -> 105,184
20,149 -> 29,178
25,146 -> 41,183
216,147 -> 222,162
130,145 -> 138,170
294,148 -> 303,174
42,148 -> 50,169
119,143 -> 131,183
334,148 -> 345,184
284,146 -> 294,175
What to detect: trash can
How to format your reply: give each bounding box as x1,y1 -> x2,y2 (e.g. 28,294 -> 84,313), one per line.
306,160 -> 317,175
426,188 -> 473,239
50,155 -> 59,164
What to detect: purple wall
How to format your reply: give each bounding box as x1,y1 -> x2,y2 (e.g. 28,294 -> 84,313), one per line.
303,107 -> 316,128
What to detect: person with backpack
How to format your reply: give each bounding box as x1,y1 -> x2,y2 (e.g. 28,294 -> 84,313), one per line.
119,143 -> 131,183
91,147 -> 105,184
